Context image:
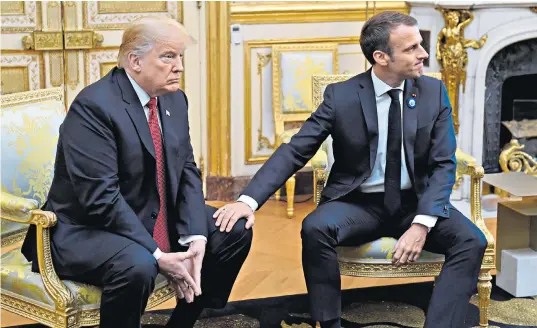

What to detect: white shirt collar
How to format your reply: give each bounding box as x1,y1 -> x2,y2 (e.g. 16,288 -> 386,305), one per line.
371,68 -> 405,97
125,71 -> 153,107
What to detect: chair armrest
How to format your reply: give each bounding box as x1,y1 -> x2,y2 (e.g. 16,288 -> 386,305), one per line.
313,168 -> 328,206
4,207 -> 76,311
455,151 -> 496,270
1,191 -> 39,222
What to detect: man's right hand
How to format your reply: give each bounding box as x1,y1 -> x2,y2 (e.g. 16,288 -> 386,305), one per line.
157,251 -> 201,297
213,202 -> 255,232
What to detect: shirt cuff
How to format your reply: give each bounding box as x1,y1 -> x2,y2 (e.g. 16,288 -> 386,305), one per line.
153,248 -> 163,260
178,235 -> 207,246
237,195 -> 258,212
412,215 -> 438,232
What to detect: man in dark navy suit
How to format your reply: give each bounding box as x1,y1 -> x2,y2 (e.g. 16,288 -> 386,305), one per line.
22,16 -> 252,328
214,11 -> 487,328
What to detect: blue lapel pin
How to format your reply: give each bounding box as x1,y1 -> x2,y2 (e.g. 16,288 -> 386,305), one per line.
407,94 -> 417,109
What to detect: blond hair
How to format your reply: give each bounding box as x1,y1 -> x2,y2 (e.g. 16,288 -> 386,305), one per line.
117,16 -> 195,68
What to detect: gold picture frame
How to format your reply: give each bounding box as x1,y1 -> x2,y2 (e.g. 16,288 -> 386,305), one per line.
272,43 -> 338,140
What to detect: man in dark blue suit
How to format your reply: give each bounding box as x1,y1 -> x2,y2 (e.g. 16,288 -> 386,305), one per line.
214,11 -> 487,328
22,16 -> 252,328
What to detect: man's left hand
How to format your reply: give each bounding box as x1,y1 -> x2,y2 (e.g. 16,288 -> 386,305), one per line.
173,239 -> 206,303
186,239 -> 206,295
392,223 -> 428,266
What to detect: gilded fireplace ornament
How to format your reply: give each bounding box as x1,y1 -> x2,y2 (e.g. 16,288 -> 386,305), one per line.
436,8 -> 487,135
499,139 -> 537,176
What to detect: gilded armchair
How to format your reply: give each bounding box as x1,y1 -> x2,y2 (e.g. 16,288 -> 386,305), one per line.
311,74 -> 496,327
0,88 -> 175,328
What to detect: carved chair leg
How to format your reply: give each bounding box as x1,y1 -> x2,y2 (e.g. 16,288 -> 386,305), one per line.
275,189 -> 281,201
285,174 -> 296,218
474,269 -> 493,328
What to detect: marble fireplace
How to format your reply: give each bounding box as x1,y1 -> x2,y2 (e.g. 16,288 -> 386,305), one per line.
482,39 -> 537,172
409,1 -> 537,201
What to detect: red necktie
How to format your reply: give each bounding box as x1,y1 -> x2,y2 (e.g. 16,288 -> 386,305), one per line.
147,97 -> 170,252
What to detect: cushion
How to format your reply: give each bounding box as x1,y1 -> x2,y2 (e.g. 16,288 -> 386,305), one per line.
337,237 -> 445,263
1,248 -> 170,310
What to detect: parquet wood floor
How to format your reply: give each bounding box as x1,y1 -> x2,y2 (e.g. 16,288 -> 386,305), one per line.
1,199 -> 497,327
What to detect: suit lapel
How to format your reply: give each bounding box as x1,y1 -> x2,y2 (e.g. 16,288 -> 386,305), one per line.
403,78 -> 418,181
356,70 -> 379,172
116,68 -> 156,158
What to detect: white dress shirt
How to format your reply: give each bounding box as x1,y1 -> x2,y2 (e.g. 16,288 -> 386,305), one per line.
126,73 -> 206,260
238,69 -> 437,231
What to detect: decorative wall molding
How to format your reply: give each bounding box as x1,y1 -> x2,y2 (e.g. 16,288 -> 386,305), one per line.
1,1 -> 41,33
230,1 -> 409,24
83,1 -> 181,30
0,52 -> 44,94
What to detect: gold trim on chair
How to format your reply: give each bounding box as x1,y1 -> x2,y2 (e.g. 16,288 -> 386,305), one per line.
0,87 -> 64,108
339,261 -> 443,278
0,230 -> 27,247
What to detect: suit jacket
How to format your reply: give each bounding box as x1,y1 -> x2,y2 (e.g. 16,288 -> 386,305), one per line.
242,69 -> 456,219
22,67 -> 206,276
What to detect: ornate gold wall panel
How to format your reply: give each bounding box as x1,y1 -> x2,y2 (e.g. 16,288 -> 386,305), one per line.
83,1 -> 181,30
64,31 -> 101,50
1,1 -> 41,33
49,52 -> 64,87
66,52 -> 80,90
0,52 -> 44,94
62,2 -> 77,30
46,1 -> 61,31
206,2 -> 231,177
244,37 -> 360,164
0,67 -> 29,95
230,1 -> 408,24
32,32 -> 63,51
97,1 -> 168,14
85,49 -> 121,85
0,1 -> 25,15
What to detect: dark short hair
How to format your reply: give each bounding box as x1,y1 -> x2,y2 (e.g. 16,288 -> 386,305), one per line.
360,11 -> 418,65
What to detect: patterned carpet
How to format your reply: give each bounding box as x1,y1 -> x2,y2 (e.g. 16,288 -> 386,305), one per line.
14,279 -> 537,328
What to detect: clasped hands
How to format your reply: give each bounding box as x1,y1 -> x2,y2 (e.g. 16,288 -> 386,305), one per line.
157,239 -> 206,303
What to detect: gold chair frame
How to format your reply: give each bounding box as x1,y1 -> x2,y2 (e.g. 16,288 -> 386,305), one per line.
0,89 -> 175,328
311,73 -> 496,327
